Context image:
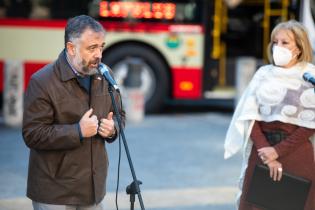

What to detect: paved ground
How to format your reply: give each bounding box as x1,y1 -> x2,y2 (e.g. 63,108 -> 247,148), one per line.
0,112 -> 242,210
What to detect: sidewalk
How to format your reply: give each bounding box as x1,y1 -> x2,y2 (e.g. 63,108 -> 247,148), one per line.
0,113 -> 240,210
0,186 -> 238,210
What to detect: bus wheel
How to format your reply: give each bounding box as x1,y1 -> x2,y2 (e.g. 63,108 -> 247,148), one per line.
102,44 -> 169,113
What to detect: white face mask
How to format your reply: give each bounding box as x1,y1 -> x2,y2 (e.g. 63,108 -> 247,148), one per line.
272,45 -> 293,66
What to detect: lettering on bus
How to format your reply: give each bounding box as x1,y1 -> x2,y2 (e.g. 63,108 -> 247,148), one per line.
99,1 -> 176,20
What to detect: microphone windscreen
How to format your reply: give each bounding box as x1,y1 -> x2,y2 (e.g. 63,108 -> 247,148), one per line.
303,72 -> 312,82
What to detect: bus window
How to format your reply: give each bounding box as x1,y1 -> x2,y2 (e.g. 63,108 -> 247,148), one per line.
0,0 -> 93,19
0,0 -> 202,24
50,0 -> 92,19
0,0 -> 32,18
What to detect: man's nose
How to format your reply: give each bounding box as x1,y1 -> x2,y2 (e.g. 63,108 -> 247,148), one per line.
95,48 -> 102,59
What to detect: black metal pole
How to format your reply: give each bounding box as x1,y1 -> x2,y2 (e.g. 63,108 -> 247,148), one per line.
108,86 -> 145,210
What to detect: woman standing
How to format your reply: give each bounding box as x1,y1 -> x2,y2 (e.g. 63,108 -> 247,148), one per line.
224,20 -> 315,210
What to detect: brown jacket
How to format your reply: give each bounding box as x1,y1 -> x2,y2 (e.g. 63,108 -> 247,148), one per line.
22,50 -> 125,205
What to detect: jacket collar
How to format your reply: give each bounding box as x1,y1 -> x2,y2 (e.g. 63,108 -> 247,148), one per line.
56,49 -> 77,82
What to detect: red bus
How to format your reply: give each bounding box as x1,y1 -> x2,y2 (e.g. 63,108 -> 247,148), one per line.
0,0 -> 312,112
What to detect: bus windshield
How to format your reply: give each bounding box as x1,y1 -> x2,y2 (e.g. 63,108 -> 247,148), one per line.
0,0 -> 203,24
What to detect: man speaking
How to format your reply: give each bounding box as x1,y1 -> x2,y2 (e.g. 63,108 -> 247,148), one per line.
22,15 -> 125,210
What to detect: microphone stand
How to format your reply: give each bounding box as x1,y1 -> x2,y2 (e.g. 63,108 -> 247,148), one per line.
108,85 -> 145,210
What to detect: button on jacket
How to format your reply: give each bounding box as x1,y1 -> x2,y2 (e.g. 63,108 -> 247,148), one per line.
22,50 -> 125,205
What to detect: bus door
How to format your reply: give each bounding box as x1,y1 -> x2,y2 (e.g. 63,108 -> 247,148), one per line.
202,0 -> 232,105
301,0 -> 315,57
202,0 -> 295,106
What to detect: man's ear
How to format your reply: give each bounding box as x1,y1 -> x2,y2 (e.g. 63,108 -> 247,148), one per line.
66,42 -> 75,56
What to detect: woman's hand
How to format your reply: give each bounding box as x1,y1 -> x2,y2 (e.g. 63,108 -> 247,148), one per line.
266,160 -> 283,181
258,147 -> 279,164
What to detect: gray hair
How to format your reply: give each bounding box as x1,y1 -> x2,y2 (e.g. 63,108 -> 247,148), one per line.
64,15 -> 105,48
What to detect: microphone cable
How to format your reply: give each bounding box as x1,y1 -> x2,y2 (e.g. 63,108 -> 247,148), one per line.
115,131 -> 121,210
115,93 -> 124,210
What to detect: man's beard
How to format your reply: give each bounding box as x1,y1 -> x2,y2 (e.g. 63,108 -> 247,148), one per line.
81,65 -> 99,76
73,54 -> 99,76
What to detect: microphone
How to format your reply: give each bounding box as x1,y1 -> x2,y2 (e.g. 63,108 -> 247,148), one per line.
303,72 -> 315,86
98,63 -> 119,91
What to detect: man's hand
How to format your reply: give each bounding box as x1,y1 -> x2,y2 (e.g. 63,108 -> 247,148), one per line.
79,108 -> 99,138
258,147 -> 279,164
98,112 -> 116,138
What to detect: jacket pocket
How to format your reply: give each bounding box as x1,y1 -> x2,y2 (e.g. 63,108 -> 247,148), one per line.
54,152 -> 79,181
54,98 -> 87,124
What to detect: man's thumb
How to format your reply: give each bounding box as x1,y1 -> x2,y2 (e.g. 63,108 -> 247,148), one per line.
107,112 -> 113,120
83,108 -> 93,118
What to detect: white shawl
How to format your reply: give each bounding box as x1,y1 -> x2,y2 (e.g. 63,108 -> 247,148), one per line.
224,62 -> 315,204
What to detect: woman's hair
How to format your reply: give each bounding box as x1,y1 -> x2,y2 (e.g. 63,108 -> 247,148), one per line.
267,19 -> 313,63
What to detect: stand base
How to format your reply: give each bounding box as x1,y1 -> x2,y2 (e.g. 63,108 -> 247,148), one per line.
126,180 -> 143,210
